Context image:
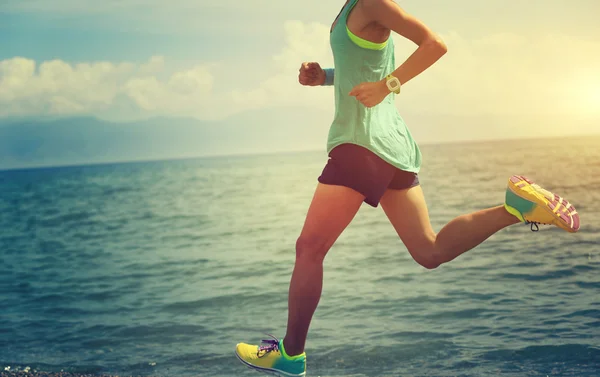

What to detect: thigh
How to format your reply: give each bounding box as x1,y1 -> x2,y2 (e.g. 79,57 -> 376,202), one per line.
298,182 -> 365,254
379,185 -> 436,255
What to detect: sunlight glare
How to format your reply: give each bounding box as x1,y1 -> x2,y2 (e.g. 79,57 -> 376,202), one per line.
578,76 -> 600,115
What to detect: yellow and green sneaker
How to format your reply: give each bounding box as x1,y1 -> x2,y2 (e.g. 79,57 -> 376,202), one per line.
505,175 -> 580,233
235,335 -> 306,377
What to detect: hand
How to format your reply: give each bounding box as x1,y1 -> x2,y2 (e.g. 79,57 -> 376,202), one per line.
349,80 -> 391,108
298,62 -> 326,86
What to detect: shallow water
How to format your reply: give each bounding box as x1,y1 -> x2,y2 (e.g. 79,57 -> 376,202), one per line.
1,135 -> 599,377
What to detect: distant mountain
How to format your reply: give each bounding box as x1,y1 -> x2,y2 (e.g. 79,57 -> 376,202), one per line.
0,107 -> 334,170
0,107 -> 597,170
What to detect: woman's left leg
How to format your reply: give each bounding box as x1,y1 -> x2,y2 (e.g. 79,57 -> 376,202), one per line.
380,175 -> 579,269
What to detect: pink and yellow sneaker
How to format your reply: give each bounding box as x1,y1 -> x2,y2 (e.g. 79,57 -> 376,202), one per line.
505,175 -> 580,232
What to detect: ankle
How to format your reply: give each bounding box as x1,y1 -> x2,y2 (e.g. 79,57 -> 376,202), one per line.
282,337 -> 304,357
501,204 -> 522,225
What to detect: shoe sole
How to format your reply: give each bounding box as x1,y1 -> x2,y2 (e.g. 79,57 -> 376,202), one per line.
507,175 -> 580,233
234,351 -> 306,377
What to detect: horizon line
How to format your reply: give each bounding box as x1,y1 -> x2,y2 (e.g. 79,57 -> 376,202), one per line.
0,132 -> 598,174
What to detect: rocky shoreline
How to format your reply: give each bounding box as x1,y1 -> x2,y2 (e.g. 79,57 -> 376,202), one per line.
1,372 -> 151,377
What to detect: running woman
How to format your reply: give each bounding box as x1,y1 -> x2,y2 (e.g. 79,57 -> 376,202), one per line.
235,0 -> 580,375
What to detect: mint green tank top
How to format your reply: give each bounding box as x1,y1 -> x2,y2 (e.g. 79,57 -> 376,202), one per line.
327,0 -> 422,173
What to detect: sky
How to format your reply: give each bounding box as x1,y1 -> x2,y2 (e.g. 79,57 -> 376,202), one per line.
1,0 -> 600,139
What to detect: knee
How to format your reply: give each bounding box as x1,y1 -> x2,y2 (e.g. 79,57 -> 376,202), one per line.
295,236 -> 331,264
415,255 -> 442,270
407,245 -> 443,270
403,232 -> 444,270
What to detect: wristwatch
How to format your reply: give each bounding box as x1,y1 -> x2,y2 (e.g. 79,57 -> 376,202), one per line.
385,74 -> 401,94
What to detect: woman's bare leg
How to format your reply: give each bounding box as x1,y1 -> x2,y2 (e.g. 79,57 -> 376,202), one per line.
379,185 -> 519,269
283,183 -> 365,356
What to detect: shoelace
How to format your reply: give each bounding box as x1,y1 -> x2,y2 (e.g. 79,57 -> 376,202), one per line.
528,222 -> 540,232
257,334 -> 280,358
527,220 -> 554,231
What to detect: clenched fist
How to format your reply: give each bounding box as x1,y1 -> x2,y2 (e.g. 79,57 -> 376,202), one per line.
349,80 -> 391,108
298,62 -> 326,86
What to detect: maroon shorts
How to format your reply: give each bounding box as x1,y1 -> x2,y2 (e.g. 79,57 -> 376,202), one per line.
317,143 -> 420,207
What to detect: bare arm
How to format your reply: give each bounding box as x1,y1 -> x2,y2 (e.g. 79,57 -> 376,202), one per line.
363,0 -> 447,86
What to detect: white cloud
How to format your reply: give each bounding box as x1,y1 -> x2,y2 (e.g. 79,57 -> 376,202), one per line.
0,57 -> 138,115
123,65 -> 214,115
0,56 -> 216,119
230,21 -> 335,113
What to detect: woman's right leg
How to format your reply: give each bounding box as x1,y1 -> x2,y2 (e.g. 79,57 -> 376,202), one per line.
283,182 -> 365,356
235,144 -> 395,375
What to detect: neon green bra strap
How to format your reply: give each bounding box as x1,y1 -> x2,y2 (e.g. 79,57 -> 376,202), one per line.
346,26 -> 388,50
